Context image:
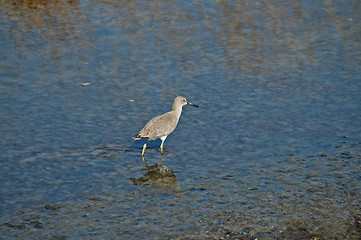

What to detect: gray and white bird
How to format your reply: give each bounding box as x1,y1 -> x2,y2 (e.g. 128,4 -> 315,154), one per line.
133,96 -> 199,156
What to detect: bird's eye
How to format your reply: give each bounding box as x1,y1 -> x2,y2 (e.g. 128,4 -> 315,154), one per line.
183,99 -> 187,102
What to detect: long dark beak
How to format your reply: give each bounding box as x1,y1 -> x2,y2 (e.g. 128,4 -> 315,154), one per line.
187,101 -> 199,108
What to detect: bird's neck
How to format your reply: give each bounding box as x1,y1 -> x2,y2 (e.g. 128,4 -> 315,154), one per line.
172,106 -> 183,118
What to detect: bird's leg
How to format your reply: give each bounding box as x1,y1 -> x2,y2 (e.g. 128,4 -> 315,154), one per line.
142,155 -> 148,167
160,140 -> 164,155
142,140 -> 149,156
160,136 -> 167,155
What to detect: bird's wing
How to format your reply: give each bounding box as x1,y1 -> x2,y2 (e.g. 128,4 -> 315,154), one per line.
138,112 -> 178,139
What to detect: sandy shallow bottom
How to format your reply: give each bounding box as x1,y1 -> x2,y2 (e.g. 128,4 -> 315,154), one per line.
1,141 -> 360,239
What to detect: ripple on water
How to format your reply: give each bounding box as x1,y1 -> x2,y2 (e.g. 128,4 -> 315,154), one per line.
0,142 -> 360,239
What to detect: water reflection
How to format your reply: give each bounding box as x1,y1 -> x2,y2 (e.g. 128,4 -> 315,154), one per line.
132,156 -> 179,190
2,0 -> 358,84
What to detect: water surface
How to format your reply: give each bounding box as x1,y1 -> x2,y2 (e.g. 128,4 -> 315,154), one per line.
1,0 -> 361,239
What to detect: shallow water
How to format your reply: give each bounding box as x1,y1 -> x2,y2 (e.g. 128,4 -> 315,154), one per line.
1,0 -> 361,239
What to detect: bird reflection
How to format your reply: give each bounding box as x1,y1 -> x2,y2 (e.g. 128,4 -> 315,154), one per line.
132,155 -> 179,189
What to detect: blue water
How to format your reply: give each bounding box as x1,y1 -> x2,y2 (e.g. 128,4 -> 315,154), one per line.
1,0 -> 361,238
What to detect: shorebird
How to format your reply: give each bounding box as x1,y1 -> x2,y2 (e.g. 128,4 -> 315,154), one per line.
133,96 -> 199,156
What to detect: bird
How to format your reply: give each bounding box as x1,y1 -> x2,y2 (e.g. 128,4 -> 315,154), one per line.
133,96 -> 199,156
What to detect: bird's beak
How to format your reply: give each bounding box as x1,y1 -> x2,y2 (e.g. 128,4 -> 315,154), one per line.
187,101 -> 199,108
